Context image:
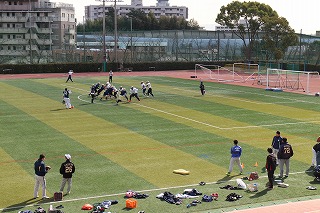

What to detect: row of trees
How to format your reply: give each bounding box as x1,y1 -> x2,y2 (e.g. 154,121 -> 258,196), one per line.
76,8 -> 200,32
76,1 -> 313,63
215,1 -> 298,61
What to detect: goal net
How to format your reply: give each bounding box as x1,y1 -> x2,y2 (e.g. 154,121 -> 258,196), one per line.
262,68 -> 320,94
224,63 -> 260,83
194,64 -> 244,82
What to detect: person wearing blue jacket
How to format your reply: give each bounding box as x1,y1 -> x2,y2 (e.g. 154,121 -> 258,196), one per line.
34,154 -> 50,199
226,140 -> 243,176
271,131 -> 282,165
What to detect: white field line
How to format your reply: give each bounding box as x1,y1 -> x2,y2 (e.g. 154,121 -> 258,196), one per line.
158,79 -> 320,105
133,102 -> 320,130
73,85 -> 320,131
0,170 -> 313,211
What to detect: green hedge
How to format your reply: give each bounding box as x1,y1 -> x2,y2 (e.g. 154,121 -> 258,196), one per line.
1,61 -> 318,74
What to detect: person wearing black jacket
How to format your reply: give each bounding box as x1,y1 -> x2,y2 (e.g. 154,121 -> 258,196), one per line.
59,154 -> 75,195
277,137 -> 294,178
199,81 -> 205,95
265,148 -> 277,189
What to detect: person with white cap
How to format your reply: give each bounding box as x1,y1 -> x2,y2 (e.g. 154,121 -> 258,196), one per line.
59,154 -> 75,195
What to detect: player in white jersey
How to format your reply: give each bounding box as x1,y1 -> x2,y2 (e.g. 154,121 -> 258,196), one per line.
141,81 -> 146,96
129,86 -> 140,102
146,81 -> 154,97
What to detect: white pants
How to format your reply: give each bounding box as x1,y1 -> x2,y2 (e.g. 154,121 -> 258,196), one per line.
64,97 -> 71,109
228,157 -> 243,173
60,178 -> 72,193
312,148 -> 317,166
34,175 -> 47,198
272,148 -> 279,164
278,158 -> 290,177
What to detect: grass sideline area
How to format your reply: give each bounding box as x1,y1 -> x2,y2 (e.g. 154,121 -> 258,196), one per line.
1,75 -> 320,212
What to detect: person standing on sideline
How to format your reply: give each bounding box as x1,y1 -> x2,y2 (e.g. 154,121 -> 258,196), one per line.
265,148 -> 277,190
66,69 -> 74,82
226,140 -> 243,176
109,70 -> 113,83
63,88 -> 73,109
59,154 -> 75,195
199,81 -> 205,95
129,86 -> 140,102
34,154 -> 50,199
278,137 -> 294,178
146,81 -> 154,97
312,136 -> 320,167
271,131 -> 282,165
141,81 -> 147,96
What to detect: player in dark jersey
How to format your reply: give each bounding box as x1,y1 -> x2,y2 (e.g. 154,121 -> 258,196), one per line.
116,86 -> 129,104
199,81 -> 205,95
277,137 -> 294,178
265,148 -> 277,189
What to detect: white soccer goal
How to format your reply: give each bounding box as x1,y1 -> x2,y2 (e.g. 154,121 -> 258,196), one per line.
223,63 -> 260,83
194,64 -> 244,82
263,68 -> 320,94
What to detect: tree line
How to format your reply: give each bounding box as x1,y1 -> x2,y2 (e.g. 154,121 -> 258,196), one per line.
76,8 -> 200,32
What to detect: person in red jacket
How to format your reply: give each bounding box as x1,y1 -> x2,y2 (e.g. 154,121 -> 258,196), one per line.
265,148 -> 277,189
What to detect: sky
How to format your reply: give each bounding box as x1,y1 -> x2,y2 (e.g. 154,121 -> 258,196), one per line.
51,0 -> 320,35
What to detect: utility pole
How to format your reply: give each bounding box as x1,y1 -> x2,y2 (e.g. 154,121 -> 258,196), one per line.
96,0 -> 107,71
29,0 -> 33,64
83,16 -> 86,62
130,17 -> 133,63
105,0 -> 122,65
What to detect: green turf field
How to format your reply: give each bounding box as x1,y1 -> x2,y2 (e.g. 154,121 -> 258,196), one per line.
1,75 -> 320,213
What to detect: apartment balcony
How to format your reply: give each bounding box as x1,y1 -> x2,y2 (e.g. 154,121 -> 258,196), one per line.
0,39 -> 29,45
29,16 -> 51,23
64,29 -> 75,35
0,16 -> 28,23
0,28 -> 28,34
25,23 -> 51,34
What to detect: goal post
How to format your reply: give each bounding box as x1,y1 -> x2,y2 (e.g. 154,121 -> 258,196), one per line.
264,68 -> 320,94
194,64 -> 244,82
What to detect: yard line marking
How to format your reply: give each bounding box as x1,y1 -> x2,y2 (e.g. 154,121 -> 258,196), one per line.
158,78 -> 320,105
132,103 -> 320,130
72,85 -> 319,130
0,170 -> 313,211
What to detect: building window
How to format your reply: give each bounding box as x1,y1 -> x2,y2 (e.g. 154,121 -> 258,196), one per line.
62,13 -> 65,18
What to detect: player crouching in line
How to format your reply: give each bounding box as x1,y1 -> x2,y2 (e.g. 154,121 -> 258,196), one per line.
129,86 -> 140,102
116,86 -> 129,104
146,81 -> 154,97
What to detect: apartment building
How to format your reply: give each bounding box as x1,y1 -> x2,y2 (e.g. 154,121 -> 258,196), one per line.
0,0 -> 76,63
85,0 -> 188,21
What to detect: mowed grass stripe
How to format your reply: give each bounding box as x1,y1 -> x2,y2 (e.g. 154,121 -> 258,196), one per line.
0,149 -> 34,208
38,78 -> 314,166
0,82 -> 226,187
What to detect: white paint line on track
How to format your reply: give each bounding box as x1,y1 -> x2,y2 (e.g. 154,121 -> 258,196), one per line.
0,170 -> 313,211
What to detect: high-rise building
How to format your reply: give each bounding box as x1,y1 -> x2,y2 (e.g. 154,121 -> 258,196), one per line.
0,0 -> 76,63
85,0 -> 188,21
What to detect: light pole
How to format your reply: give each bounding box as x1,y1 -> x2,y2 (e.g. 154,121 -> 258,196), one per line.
105,0 -> 122,65
96,0 -> 107,71
83,16 -> 86,62
130,17 -> 133,63
29,0 -> 33,64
